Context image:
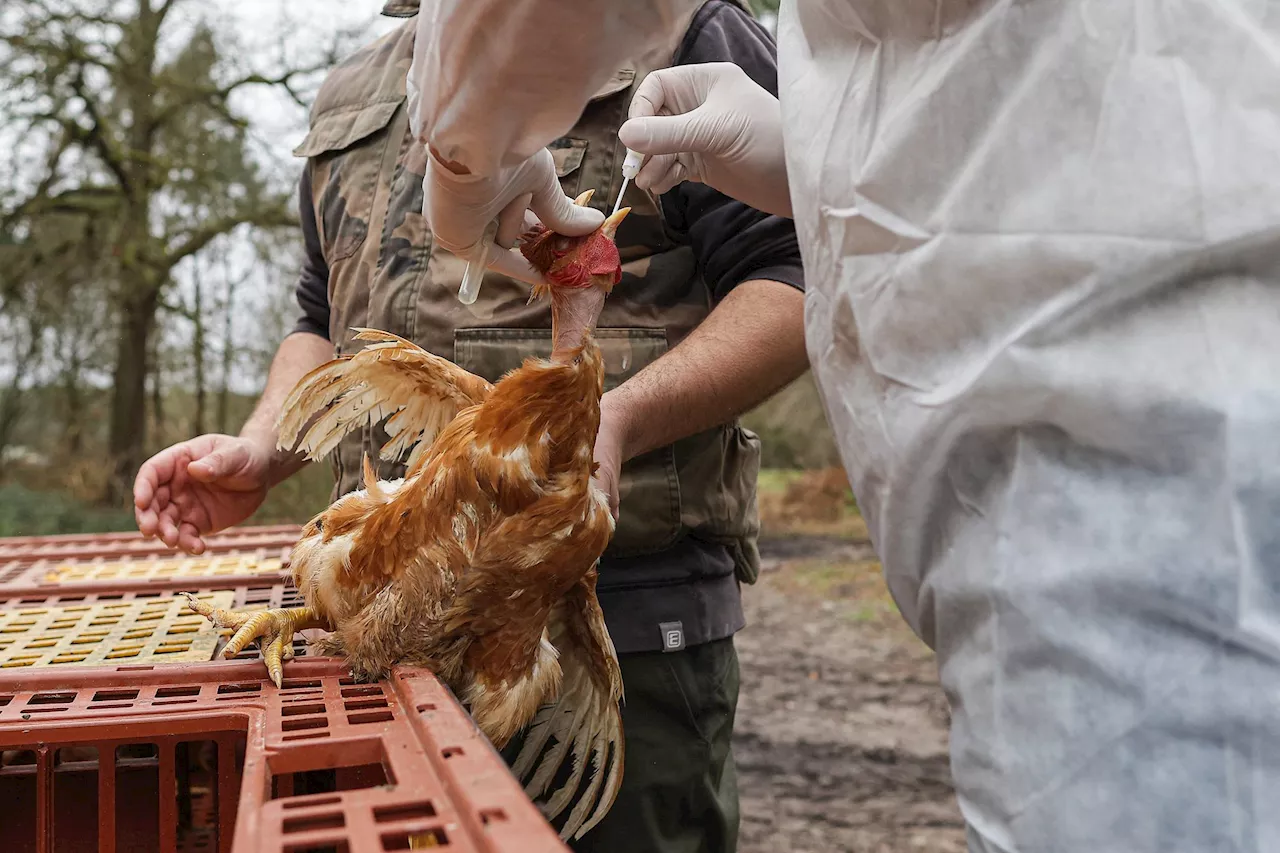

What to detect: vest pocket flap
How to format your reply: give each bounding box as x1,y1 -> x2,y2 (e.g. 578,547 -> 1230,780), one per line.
293,100 -> 401,158
549,138 -> 588,178
454,327 -> 668,389
590,66 -> 635,101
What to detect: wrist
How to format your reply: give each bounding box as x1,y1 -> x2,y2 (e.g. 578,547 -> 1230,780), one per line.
238,426 -> 301,488
599,390 -> 641,465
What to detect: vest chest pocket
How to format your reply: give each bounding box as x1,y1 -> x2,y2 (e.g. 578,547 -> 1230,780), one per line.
550,138 -> 588,199
454,327 -> 682,557
294,100 -> 402,263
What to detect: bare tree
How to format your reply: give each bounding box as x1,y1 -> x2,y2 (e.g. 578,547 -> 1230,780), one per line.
0,0 -> 350,503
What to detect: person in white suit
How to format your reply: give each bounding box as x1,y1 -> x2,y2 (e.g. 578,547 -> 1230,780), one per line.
409,2 -> 1280,850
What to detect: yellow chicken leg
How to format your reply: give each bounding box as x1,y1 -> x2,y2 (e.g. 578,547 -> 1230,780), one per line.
183,593 -> 329,687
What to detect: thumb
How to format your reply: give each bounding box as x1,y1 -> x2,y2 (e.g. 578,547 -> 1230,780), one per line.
619,108 -> 718,157
524,151 -> 604,238
188,442 -> 248,483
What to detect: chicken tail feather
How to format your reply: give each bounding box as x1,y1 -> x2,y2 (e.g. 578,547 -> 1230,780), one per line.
510,575 -> 624,840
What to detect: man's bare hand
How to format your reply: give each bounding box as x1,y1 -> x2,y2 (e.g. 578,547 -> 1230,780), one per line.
133,435 -> 274,555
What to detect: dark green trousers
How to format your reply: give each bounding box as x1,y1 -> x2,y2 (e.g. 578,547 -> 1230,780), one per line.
505,637 -> 741,853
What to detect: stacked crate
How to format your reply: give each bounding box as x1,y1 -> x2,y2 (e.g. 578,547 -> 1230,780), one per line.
0,525 -> 566,853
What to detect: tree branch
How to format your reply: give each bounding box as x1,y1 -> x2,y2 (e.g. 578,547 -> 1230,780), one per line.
68,67 -> 132,194
162,206 -> 297,272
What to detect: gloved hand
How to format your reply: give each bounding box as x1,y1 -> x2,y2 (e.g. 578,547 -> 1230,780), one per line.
423,147 -> 604,282
619,62 -> 792,218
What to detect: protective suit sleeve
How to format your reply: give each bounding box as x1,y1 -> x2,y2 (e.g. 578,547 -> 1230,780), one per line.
408,0 -> 701,178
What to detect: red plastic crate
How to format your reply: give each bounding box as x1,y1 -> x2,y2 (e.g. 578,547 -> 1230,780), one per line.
0,659 -> 567,853
0,528 -> 568,852
0,526 -> 303,566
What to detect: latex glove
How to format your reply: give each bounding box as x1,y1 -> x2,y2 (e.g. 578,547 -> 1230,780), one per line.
411,0 -> 698,177
619,62 -> 792,218
133,435 -> 273,555
423,147 -> 603,282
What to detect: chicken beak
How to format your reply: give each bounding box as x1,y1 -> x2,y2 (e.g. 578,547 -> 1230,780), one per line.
573,189 -> 595,206
600,207 -> 630,240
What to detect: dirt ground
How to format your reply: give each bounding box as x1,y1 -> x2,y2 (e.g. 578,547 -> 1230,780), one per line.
737,472 -> 967,852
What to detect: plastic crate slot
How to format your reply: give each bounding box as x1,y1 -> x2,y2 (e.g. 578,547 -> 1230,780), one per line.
479,808 -> 508,825
343,698 -> 389,712
440,747 -> 463,760
374,801 -> 437,823
153,698 -> 198,707
283,843 -> 349,853
24,705 -> 71,713
93,689 -> 139,702
348,710 -> 395,726
416,704 -> 436,713
155,686 -> 201,698
285,694 -> 327,705
340,685 -> 382,698
0,695 -> 11,707
282,731 -> 331,742
270,759 -> 389,801
281,679 -> 323,690
217,682 -> 261,695
282,703 -> 327,717
382,828 -> 449,850
281,716 -> 329,732
283,811 -> 346,833
282,794 -> 343,810
29,691 -> 75,705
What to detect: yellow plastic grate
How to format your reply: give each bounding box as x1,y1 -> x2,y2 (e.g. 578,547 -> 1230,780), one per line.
43,554 -> 284,584
0,592 -> 234,668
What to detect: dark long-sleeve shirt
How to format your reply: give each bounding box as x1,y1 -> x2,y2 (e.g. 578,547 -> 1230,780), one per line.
291,1 -> 804,653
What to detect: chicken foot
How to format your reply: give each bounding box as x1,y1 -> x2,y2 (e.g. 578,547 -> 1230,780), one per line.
183,593 -> 330,687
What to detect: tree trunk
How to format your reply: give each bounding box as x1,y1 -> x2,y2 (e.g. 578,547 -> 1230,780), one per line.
192,264 -> 206,435
150,334 -> 165,440
106,288 -> 158,505
0,317 -> 43,479
216,267 -> 237,434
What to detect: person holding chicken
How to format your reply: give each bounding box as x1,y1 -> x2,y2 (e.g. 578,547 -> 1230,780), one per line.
132,1 -> 806,851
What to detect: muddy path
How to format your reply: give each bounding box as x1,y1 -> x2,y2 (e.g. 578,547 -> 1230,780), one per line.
734,536 -> 967,853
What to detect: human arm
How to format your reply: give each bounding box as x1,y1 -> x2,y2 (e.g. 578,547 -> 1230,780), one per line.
132,333 -> 331,554
590,1 -> 807,514
593,280 -> 807,515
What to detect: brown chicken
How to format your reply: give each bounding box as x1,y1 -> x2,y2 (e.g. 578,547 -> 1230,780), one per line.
186,192 -> 631,838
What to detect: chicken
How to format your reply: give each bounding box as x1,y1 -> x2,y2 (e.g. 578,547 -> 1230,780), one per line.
185,191 -> 631,839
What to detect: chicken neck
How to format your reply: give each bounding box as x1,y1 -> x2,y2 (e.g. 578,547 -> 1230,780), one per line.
550,286 -> 608,361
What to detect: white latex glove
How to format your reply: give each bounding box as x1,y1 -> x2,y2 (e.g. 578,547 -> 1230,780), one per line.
619,62 -> 792,218
422,147 -> 604,282
412,0 -> 698,177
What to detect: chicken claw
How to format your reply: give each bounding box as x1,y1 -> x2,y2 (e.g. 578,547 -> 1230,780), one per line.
183,593 -> 328,688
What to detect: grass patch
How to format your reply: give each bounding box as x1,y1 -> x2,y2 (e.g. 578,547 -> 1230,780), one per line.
775,555 -> 904,629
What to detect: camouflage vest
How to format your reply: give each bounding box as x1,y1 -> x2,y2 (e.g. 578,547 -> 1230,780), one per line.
293,6 -> 762,583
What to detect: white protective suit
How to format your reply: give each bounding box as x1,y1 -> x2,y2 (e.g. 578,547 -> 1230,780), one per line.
413,1 -> 1280,850
778,2 -> 1280,850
